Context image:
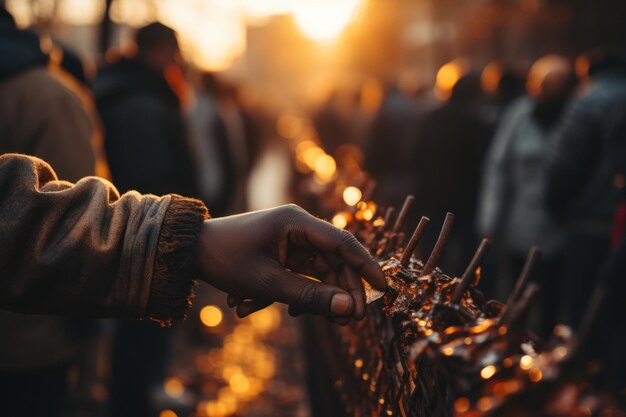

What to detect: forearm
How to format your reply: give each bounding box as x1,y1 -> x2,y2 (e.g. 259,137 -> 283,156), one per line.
0,154 -> 207,323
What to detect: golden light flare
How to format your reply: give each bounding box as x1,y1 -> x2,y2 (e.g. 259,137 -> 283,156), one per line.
332,212 -> 350,229
520,354 -> 534,370
229,373 -> 251,394
200,305 -> 223,327
57,0 -> 106,25
291,0 -> 363,42
313,154 -> 337,182
480,365 -> 497,380
163,377 -> 185,399
354,358 -> 364,368
435,59 -> 469,101
343,186 -> 363,206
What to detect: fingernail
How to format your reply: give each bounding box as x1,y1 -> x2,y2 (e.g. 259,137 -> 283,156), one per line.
331,293 -> 352,316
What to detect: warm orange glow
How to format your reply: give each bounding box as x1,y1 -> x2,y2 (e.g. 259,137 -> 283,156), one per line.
481,62 -> 502,95
480,365 -> 497,380
58,0 -> 105,25
277,114 -> 303,139
110,0 -> 155,26
164,377 -> 185,399
454,397 -> 471,413
229,373 -> 251,394
292,0 -> 363,42
354,358 -> 364,368
160,410 -> 178,417
313,154 -> 337,182
469,319 -> 494,334
222,365 -> 244,381
248,305 -> 281,332
200,305 -> 223,327
435,59 -> 469,101
372,217 -> 385,228
520,355 -> 533,370
529,368 -> 543,382
477,397 -> 493,412
442,346 -> 454,356
253,359 -> 275,379
332,213 -> 349,229
343,186 -> 363,206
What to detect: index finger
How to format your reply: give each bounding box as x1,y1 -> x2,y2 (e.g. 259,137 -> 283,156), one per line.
293,214 -> 387,291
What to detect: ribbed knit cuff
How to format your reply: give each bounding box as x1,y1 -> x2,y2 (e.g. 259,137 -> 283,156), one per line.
146,195 -> 209,326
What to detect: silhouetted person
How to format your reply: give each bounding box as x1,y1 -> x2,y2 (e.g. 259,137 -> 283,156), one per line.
544,50 -> 626,330
364,83 -> 418,206
478,55 -> 577,337
94,22 -> 196,197
94,22 -> 197,417
412,70 -> 494,275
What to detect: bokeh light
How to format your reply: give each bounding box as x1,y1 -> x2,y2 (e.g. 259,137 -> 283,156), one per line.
343,186 -> 362,206
200,305 -> 223,327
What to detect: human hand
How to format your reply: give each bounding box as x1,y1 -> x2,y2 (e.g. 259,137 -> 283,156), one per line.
196,205 -> 386,322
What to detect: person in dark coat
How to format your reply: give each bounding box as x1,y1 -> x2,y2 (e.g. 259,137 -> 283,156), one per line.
412,70 -> 494,276
544,50 -> 626,330
93,22 -> 198,417
94,22 -> 196,197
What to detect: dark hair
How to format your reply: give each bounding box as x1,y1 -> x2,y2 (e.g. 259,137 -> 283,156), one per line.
135,22 -> 178,53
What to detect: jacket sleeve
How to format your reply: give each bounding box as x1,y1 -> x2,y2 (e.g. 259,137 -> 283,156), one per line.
0,154 -> 208,325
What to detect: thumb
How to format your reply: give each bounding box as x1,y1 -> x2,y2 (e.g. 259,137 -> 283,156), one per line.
268,265 -> 354,317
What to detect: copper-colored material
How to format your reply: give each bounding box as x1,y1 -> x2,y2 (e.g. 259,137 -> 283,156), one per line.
400,216 -> 430,267
392,195 -> 415,233
451,238 -> 490,304
422,212 -> 455,276
381,207 -> 396,233
505,246 -> 540,306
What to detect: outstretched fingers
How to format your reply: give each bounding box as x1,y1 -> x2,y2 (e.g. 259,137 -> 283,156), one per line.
297,215 -> 386,291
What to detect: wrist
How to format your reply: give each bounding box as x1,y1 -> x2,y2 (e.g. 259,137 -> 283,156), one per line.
146,196 -> 209,326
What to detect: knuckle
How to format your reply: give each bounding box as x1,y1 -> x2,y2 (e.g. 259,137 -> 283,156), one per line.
281,204 -> 305,216
296,283 -> 320,308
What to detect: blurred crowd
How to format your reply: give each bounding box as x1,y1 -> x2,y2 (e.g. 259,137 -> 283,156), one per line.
310,44 -> 626,390
1,2 -> 625,416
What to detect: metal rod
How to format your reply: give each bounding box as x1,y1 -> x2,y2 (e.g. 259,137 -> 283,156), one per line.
392,195 -> 415,233
422,212 -> 455,276
400,216 -> 430,267
500,283 -> 539,327
381,207 -> 396,233
505,246 -> 541,306
451,238 -> 491,304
